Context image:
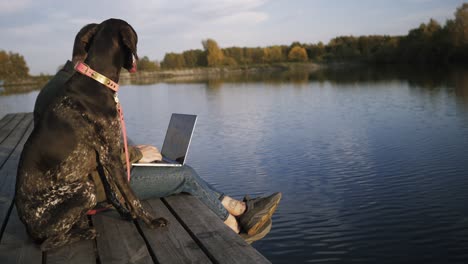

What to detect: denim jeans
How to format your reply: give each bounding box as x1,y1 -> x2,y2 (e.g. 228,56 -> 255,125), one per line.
130,165 -> 229,221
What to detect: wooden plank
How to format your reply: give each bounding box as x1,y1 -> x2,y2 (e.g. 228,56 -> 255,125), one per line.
0,114 -> 15,131
0,114 -> 40,264
92,210 -> 153,264
0,115 -> 32,230
0,115 -> 33,236
137,199 -> 211,264
0,113 -> 26,147
164,194 -> 271,264
0,112 -> 95,264
0,113 -> 30,169
45,236 -> 96,264
0,206 -> 42,264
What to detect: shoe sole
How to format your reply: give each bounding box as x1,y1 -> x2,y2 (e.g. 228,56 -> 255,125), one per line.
241,218 -> 272,244
247,193 -> 281,236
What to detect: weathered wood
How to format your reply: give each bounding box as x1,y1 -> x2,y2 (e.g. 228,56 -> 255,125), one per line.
45,236 -> 96,264
164,194 -> 271,264
92,210 -> 153,264
0,113 -> 26,145
0,113 -> 272,264
0,113 -> 30,168
0,115 -> 33,236
138,199 -> 211,264
0,206 -> 42,264
0,114 -> 15,131
0,114 -> 40,264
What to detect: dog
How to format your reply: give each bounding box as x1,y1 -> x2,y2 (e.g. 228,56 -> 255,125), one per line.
15,18 -> 167,251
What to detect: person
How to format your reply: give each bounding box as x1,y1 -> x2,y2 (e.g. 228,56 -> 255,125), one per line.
33,23 -> 281,243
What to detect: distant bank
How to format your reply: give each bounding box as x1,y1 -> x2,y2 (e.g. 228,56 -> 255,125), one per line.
119,62 -> 322,84
0,63 -> 321,94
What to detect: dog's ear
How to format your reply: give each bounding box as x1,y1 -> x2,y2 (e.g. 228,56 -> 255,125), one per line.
120,24 -> 138,72
72,23 -> 98,63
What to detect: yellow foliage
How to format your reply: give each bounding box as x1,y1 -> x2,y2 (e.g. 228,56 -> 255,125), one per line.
288,46 -> 308,62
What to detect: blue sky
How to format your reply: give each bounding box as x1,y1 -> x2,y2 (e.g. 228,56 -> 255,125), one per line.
0,0 -> 465,74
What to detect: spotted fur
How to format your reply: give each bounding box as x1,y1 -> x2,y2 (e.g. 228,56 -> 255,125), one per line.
15,19 -> 167,251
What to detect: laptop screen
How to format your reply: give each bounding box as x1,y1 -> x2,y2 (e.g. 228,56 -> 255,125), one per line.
161,114 -> 197,164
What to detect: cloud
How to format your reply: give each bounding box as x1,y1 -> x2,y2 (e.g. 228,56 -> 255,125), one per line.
214,11 -> 268,25
0,0 -> 32,14
0,0 -> 270,74
397,6 -> 456,24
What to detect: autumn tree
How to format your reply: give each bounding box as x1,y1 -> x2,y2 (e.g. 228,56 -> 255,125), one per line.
223,47 -> 244,64
0,50 -> 29,81
202,39 -> 224,67
453,3 -> 468,46
269,46 -> 284,62
288,46 -> 308,62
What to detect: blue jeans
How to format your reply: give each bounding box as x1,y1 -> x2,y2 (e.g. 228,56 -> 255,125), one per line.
130,165 -> 229,221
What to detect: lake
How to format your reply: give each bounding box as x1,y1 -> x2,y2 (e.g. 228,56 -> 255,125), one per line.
1,65 -> 468,263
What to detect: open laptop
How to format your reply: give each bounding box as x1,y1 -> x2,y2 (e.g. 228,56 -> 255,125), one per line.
132,113 -> 197,167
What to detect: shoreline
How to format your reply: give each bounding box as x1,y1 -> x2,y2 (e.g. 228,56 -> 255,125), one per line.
119,62 -> 322,84
0,63 -> 323,92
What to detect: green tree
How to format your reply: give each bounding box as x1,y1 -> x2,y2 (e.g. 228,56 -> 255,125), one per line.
223,47 -> 244,64
161,53 -> 186,69
250,47 -> 264,64
288,46 -> 308,62
223,57 -> 238,66
305,42 -> 325,61
183,49 -> 205,67
137,56 -> 159,71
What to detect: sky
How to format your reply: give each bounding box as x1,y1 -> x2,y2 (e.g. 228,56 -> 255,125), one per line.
0,0 -> 465,75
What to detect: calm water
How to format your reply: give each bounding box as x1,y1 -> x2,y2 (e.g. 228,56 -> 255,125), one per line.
1,66 -> 468,263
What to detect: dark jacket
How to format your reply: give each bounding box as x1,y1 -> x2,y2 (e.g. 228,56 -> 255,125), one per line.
33,61 -> 142,202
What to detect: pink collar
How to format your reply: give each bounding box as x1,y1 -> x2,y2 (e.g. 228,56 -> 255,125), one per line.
74,61 -> 131,184
74,62 -> 119,92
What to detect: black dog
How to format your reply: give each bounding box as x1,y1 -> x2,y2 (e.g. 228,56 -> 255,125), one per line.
15,18 -> 167,251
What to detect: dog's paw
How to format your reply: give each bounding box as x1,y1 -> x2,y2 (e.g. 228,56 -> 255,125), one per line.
147,217 -> 168,229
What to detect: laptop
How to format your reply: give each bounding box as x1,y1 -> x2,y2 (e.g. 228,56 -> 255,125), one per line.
132,113 -> 197,167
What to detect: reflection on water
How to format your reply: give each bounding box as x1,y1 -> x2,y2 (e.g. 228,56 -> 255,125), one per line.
1,66 -> 468,263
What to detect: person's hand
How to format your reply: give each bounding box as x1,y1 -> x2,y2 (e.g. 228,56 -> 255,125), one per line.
135,145 -> 162,163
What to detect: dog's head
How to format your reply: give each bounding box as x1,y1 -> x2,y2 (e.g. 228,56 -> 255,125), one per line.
78,19 -> 139,73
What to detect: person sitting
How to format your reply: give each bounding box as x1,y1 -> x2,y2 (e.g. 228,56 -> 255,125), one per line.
33,23 -> 281,243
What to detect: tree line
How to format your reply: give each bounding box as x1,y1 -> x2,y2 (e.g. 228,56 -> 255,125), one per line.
1,3 -> 467,79
160,3 -> 468,69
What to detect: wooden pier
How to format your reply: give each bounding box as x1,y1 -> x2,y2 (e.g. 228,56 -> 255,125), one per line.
0,113 -> 271,264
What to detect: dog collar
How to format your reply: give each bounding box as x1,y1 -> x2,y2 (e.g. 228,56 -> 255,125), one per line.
74,61 -> 131,183
74,62 -> 119,92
